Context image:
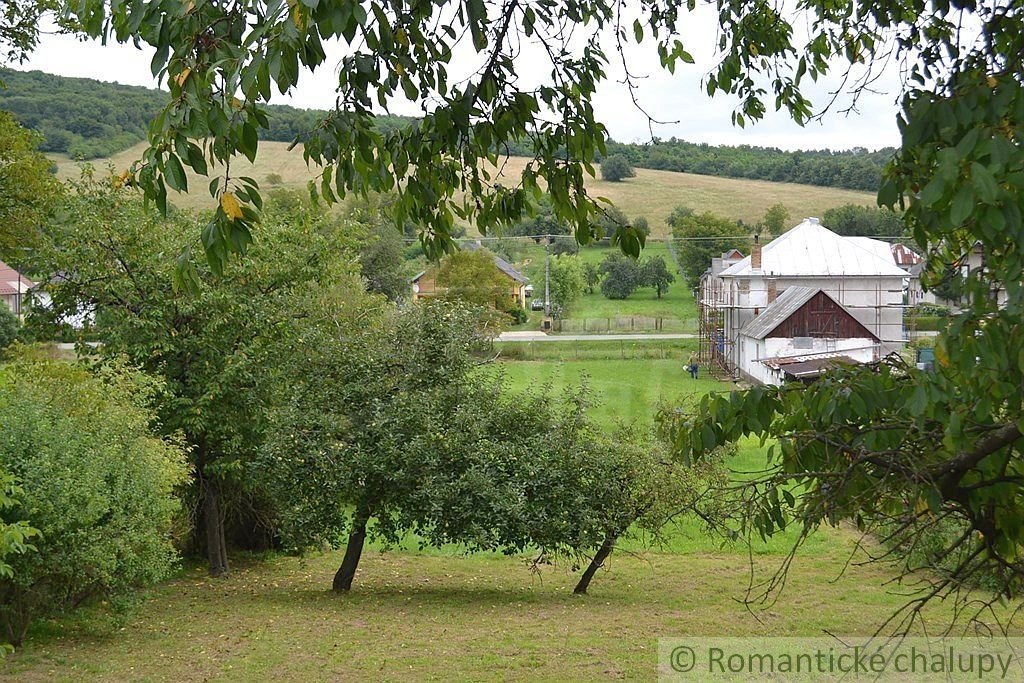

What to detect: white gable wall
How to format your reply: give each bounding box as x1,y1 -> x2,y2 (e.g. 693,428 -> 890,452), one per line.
738,335 -> 879,386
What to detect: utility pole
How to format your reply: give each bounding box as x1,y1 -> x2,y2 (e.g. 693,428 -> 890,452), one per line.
544,236 -> 551,316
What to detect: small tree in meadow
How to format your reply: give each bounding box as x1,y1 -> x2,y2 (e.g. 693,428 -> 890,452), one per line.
599,252 -> 641,300
583,261 -> 600,294
600,154 -> 635,182
549,254 -> 587,314
640,256 -> 676,299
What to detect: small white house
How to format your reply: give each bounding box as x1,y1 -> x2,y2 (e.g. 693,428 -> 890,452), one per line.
736,287 -> 881,385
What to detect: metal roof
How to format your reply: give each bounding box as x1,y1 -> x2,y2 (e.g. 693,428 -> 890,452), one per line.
0,260 -> 35,296
720,218 -> 909,278
779,355 -> 860,379
739,286 -> 819,339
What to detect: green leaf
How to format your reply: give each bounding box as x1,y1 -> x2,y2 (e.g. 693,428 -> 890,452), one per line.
164,154 -> 187,193
950,185 -> 974,225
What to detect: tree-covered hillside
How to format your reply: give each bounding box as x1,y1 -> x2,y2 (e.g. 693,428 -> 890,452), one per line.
1,68 -> 888,191
0,69 -> 413,159
603,139 -> 891,192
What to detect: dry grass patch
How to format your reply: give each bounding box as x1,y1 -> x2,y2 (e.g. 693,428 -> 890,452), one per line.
52,144 -> 876,236
4,531 -> 1008,681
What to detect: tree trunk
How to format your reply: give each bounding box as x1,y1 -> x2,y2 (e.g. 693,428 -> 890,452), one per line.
574,536 -> 616,595
203,481 -> 230,577
333,514 -> 369,592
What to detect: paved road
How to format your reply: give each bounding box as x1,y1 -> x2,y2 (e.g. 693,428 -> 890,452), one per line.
496,332 -> 696,342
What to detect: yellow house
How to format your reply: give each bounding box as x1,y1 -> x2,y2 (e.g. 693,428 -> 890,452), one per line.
411,242 -> 530,308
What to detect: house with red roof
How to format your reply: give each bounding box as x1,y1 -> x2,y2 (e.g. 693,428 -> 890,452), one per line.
0,260 -> 36,319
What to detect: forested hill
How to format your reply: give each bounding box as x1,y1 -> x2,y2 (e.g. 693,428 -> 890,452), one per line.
2,68 -> 889,191
0,69 -> 412,160
602,139 -> 892,192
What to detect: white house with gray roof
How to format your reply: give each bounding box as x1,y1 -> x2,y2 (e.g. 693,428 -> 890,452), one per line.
699,218 -> 909,384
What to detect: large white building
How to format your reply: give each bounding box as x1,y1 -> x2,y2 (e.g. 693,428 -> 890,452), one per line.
699,218 -> 909,384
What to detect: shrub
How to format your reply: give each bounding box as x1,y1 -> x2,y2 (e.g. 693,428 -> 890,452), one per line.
0,358 -> 189,645
265,172 -> 284,185
505,306 -> 528,324
0,307 -> 18,352
600,154 -> 635,182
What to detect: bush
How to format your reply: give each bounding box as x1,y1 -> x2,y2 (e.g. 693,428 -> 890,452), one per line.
912,303 -> 951,317
600,154 -> 635,182
0,307 -> 18,352
0,357 -> 189,645
505,306 -> 528,324
265,172 -> 284,185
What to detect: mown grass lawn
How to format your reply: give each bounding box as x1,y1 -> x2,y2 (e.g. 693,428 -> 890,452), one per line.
495,358 -> 715,426
4,357 -> 1015,680
3,538 -> 973,681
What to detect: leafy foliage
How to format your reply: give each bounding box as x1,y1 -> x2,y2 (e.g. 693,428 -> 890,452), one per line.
437,248 -> 516,313
760,203 -> 790,237
354,212 -> 408,301
641,255 -> 675,299
0,110 -> 58,262
600,154 -> 635,182
598,253 -> 641,300
669,210 -> 750,287
0,355 -> 187,645
597,252 -> 677,300
821,203 -> 905,237
0,2 -> 54,68
36,177 -> 364,574
0,306 -> 18,352
259,300 -> 723,591
548,254 -> 587,315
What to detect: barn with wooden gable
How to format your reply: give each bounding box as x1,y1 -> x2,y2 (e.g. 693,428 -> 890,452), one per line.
736,286 -> 881,385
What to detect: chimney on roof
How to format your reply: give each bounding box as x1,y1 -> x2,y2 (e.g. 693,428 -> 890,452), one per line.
767,278 -> 778,303
751,234 -> 762,270
807,217 -> 820,225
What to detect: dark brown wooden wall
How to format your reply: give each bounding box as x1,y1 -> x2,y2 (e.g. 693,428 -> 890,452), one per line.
767,291 -> 878,340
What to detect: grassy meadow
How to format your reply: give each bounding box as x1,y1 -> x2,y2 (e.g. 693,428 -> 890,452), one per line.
51,142 -> 877,235
4,352 -> 1008,680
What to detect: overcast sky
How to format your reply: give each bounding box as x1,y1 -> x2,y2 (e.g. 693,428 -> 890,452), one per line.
19,9 -> 904,151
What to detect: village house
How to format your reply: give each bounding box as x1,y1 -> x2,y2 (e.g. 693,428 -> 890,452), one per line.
0,260 -> 36,319
411,242 -> 530,308
698,218 -> 909,385
907,242 -> 1009,311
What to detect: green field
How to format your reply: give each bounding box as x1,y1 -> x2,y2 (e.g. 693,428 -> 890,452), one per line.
52,144 -> 876,236
496,358 -> 714,426
3,355 -> 1003,680
492,240 -> 698,332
